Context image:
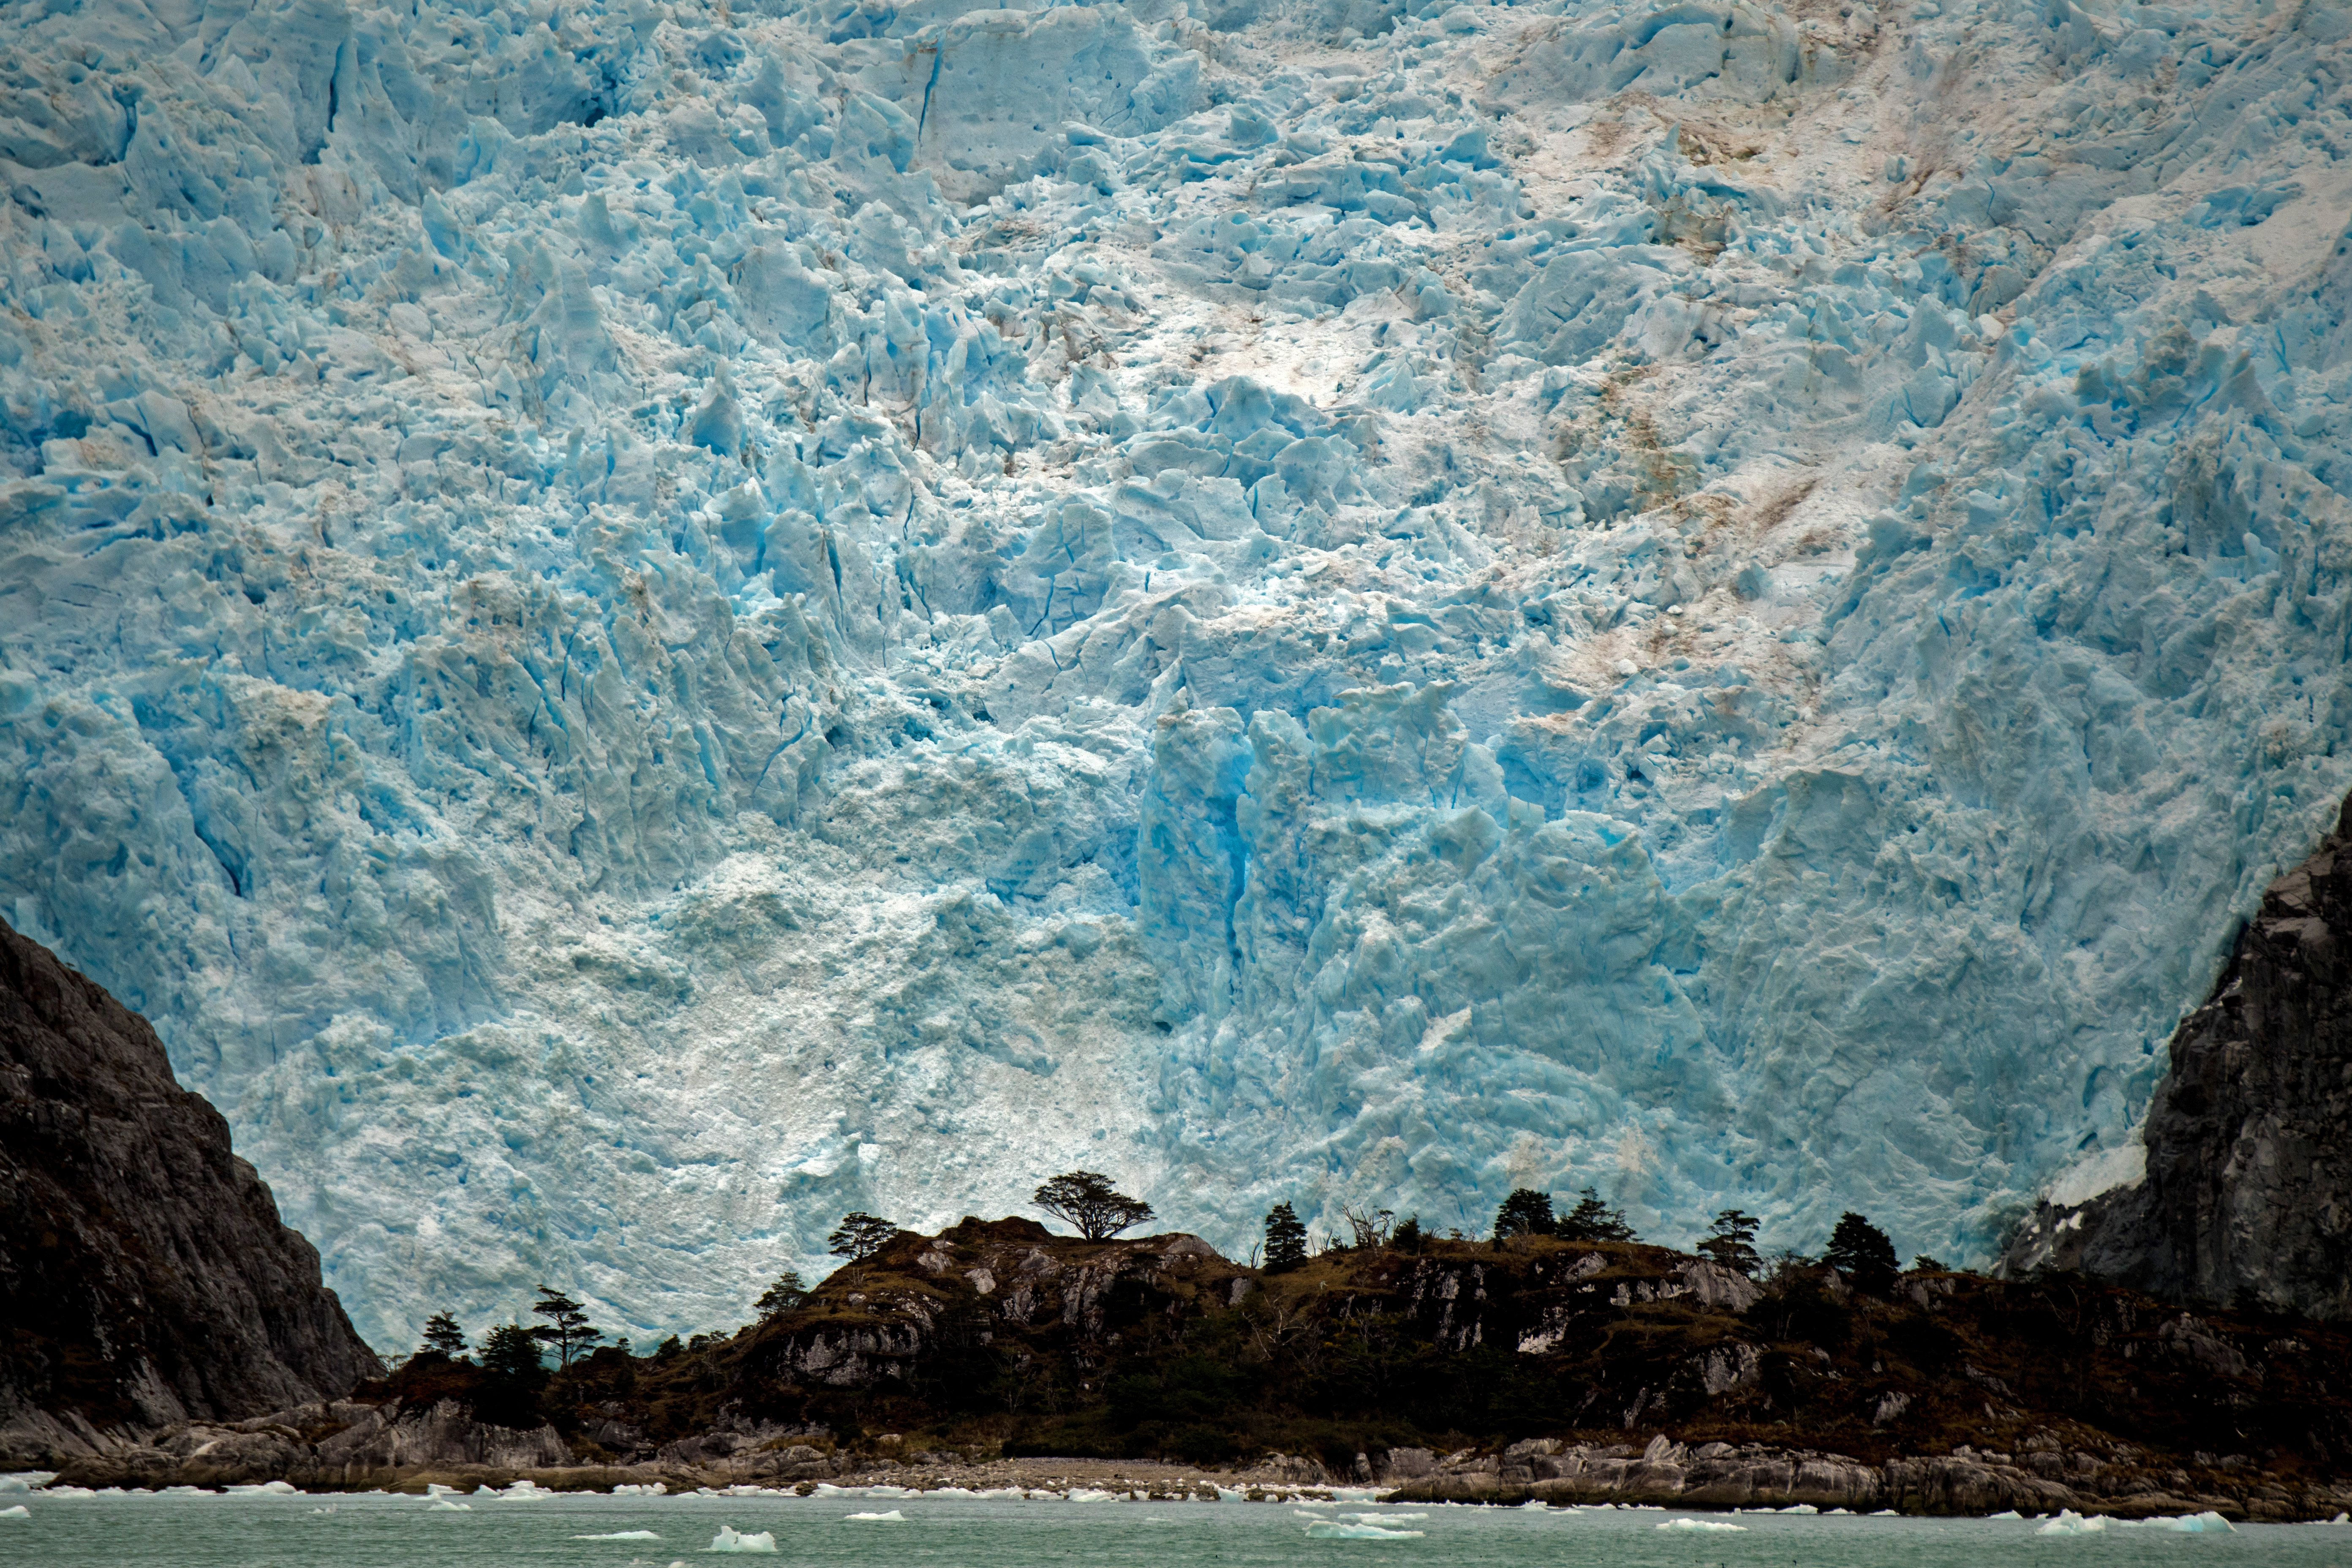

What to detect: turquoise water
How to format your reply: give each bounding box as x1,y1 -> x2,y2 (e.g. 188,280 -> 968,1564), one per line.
3,1489 -> 2348,1567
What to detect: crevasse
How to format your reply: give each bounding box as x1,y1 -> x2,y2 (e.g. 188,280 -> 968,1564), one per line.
0,0 -> 2347,1347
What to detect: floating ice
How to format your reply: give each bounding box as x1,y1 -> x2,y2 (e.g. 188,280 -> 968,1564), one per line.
1306,1522 -> 1426,1539
708,1524 -> 780,1552
0,1505 -> 27,1519
612,1484 -> 670,1497
225,1481 -> 301,1496
2,0 -> 2348,1344
2036,1511 -> 2108,1535
1657,1518 -> 1747,1532
2119,1513 -> 2236,1534
574,1529 -> 664,1538
844,1510 -> 905,1520
430,1500 -> 473,1512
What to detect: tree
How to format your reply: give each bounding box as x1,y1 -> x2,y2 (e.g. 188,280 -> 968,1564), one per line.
828,1211 -> 898,1263
1033,1171 -> 1156,1241
1557,1187 -> 1637,1243
1697,1209 -> 1761,1275
1912,1254 -> 1949,1274
1494,1188 -> 1556,1240
479,1322 -> 548,1385
418,1312 -> 468,1359
1824,1212 -> 1899,1296
755,1269 -> 808,1320
1343,1206 -> 1394,1250
525,1286 -> 603,1368
1263,1202 -> 1308,1272
1391,1215 -> 1424,1253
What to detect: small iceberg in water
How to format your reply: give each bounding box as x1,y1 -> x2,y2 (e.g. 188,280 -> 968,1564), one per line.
845,1509 -> 905,1520
0,1505 -> 29,1519
709,1524 -> 779,1552
573,1528 -> 662,1538
1305,1520 -> 1425,1539
1657,1518 -> 1747,1532
2037,1511 -> 2107,1535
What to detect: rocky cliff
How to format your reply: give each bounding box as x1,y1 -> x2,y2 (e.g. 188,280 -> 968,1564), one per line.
43,1217 -> 2352,1519
0,917 -> 380,1461
2006,798 -> 2352,1320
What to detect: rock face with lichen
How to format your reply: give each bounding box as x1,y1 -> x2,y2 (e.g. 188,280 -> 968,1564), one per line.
0,917 -> 379,1462
2005,799 -> 2352,1321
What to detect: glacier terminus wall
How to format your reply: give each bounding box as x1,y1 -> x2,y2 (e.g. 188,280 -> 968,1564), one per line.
2,0 -> 2349,1348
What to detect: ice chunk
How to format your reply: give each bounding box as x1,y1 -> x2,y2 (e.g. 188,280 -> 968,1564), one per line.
574,1529 -> 663,1538
845,1509 -> 906,1519
709,1524 -> 780,1551
1305,1521 -> 1426,1538
1657,1519 -> 1747,1532
2036,1511 -> 2108,1535
0,1505 -> 27,1518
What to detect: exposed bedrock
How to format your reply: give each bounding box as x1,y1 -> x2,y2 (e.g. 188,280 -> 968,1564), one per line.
0,917 -> 380,1463
2006,795 -> 2352,1320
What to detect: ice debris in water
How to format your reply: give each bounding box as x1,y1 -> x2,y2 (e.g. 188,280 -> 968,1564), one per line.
1,0 -> 2350,1346
846,1509 -> 906,1520
1658,1518 -> 1747,1532
0,1506 -> 28,1519
2037,1510 -> 2107,1535
574,1529 -> 664,1538
708,1524 -> 780,1552
1307,1521 -> 1426,1539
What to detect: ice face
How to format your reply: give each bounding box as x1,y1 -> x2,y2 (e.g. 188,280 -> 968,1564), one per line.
1,0 -> 2348,1349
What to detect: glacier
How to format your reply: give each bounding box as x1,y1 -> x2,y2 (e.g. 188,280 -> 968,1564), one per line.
1,0 -> 2349,1350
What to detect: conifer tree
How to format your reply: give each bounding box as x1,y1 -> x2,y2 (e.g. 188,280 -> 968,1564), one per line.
1824,1212 -> 1899,1296
419,1312 -> 468,1359
1697,1209 -> 1761,1275
479,1321 -> 548,1384
1493,1188 -> 1557,1239
1263,1201 -> 1309,1272
755,1269 -> 808,1320
528,1286 -> 603,1367
828,1212 -> 898,1263
1556,1187 -> 1637,1243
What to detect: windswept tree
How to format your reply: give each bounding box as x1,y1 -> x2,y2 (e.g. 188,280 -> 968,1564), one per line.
1557,1187 -> 1637,1244
1697,1209 -> 1761,1275
528,1286 -> 604,1368
828,1212 -> 898,1263
1033,1171 -> 1156,1241
755,1269 -> 809,1320
1263,1202 -> 1309,1272
418,1312 -> 468,1360
1494,1188 -> 1556,1240
1825,1212 -> 1899,1296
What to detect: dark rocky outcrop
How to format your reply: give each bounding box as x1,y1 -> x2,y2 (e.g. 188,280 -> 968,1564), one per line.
2006,796 -> 2352,1320
0,917 -> 380,1462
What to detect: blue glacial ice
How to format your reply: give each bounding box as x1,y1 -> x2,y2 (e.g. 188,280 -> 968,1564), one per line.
1,0 -> 2349,1348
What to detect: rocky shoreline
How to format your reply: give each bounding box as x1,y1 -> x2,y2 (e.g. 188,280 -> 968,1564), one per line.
34,1399 -> 2352,1522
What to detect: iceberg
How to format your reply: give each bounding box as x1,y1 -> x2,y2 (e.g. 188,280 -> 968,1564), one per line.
1657,1518 -> 1746,1532
0,0 -> 2347,1345
709,1524 -> 780,1552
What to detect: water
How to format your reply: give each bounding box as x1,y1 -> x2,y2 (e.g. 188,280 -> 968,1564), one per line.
2,1489 -> 2348,1567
